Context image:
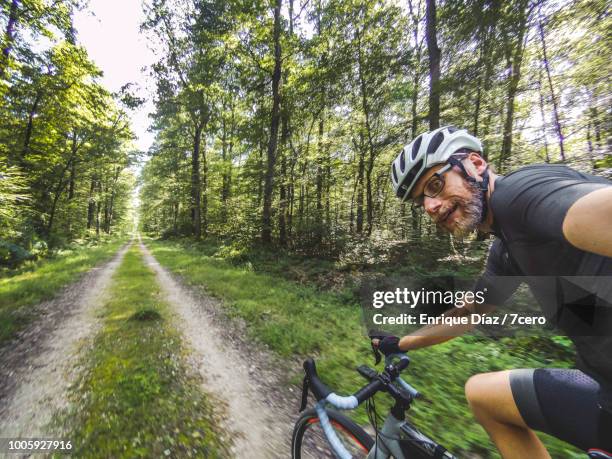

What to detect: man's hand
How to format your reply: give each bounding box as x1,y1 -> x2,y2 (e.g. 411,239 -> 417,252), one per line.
371,335 -> 402,356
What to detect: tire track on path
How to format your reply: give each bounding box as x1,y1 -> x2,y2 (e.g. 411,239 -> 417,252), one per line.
140,240 -> 298,459
0,242 -> 131,438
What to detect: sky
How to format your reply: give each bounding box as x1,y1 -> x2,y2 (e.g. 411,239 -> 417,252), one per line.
73,0 -> 158,153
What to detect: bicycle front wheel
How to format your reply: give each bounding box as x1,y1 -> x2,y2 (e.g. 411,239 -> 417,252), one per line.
291,408 -> 374,459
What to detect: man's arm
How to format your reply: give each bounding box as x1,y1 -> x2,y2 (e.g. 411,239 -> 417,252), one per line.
398,301 -> 495,351
563,187 -> 612,258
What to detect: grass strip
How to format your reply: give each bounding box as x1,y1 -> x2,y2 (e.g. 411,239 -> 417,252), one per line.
58,245 -> 229,458
146,238 -> 582,458
0,238 -> 126,345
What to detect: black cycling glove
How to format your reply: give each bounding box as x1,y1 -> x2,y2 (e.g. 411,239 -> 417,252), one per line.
378,335 -> 402,356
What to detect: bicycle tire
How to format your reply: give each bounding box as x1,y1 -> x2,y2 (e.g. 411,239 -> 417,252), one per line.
292,408 -> 374,459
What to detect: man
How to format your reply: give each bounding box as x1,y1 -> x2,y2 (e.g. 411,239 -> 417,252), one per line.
376,125 -> 612,458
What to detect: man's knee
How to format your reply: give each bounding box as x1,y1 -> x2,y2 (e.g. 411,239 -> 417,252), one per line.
465,370 -> 527,428
465,372 -> 493,412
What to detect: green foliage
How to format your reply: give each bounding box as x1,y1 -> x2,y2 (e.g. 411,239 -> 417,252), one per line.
1,3 -> 137,254
0,239 -> 34,268
57,246 -> 229,458
139,0 -> 611,251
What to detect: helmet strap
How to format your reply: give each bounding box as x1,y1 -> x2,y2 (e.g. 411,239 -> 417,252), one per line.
447,156 -> 490,223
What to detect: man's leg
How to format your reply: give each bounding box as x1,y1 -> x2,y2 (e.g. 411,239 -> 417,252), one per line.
464,370 -> 551,459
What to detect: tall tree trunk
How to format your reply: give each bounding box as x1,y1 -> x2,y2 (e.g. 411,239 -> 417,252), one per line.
221,100 -> 234,222
68,132 -> 77,200
22,90 -> 42,158
68,161 -> 76,199
220,102 -> 228,223
106,167 -> 121,233
538,21 -> 565,161
407,0 -> 422,138
499,1 -> 529,170
278,0 -> 294,247
355,22 -> 376,235
314,118 -> 324,243
425,0 -> 440,130
1,0 -> 19,79
586,121 -> 596,168
537,71 -> 550,163
191,124 -> 203,239
261,0 -> 282,244
87,177 -> 96,229
356,142 -> 365,234
95,180 -> 101,236
201,134 -> 208,236
47,151 -> 77,235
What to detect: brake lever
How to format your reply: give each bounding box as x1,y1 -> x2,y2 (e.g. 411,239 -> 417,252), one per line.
371,341 -> 382,365
368,330 -> 395,365
299,375 -> 309,412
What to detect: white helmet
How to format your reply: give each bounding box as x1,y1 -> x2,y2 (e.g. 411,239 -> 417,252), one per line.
391,126 -> 483,201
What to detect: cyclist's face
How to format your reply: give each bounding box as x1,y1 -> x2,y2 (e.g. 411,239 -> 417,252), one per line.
411,164 -> 484,237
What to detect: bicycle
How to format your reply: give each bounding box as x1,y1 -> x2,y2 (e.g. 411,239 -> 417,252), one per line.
291,337 -> 612,459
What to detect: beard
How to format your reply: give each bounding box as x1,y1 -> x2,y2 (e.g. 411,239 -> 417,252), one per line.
437,181 -> 484,238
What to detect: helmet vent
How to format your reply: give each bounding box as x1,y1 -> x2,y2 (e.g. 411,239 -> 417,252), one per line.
447,126 -> 458,133
392,164 -> 398,183
399,149 -> 406,173
411,135 -> 423,160
427,132 -> 444,154
397,157 -> 424,198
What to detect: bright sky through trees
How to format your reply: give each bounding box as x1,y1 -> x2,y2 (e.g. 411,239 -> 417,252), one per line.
74,0 -> 157,152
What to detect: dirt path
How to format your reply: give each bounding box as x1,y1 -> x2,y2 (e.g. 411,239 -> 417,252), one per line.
0,243 -> 130,438
140,240 -> 299,459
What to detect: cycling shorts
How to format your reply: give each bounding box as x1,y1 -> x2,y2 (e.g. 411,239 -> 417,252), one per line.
509,368 -> 612,452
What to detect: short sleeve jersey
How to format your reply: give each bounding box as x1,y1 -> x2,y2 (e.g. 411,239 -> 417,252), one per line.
476,164 -> 612,388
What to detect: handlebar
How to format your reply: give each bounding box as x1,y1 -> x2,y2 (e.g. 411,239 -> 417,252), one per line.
300,353 -> 421,459
301,353 -> 418,411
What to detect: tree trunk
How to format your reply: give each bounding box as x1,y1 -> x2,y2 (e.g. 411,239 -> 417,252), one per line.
425,0 -> 440,130
355,22 -> 376,235
407,0 -> 422,138
1,0 -> 19,79
22,90 -> 42,158
538,21 -> 565,162
191,124 -> 203,239
201,134 -> 208,236
537,71 -> 550,163
96,179 -> 102,236
68,133 -> 78,200
106,167 -> 121,233
356,144 -> 365,234
261,0 -> 282,244
87,177 -> 96,229
499,1 -> 529,170
221,100 -> 234,222
587,121 -> 596,168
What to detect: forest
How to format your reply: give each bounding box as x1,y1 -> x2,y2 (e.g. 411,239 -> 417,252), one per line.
0,0 -> 135,267
0,0 -> 610,457
137,0 -> 610,257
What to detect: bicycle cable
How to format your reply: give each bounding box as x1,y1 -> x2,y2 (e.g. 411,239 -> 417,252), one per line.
366,394 -> 381,456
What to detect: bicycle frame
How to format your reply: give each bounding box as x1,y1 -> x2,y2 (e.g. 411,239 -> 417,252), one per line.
365,412 -> 457,459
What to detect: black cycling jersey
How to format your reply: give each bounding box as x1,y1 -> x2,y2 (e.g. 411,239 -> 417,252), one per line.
476,164 -> 612,391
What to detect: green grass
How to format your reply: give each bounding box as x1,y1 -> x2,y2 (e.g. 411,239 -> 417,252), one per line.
145,237 -> 583,459
57,245 -> 228,458
0,238 -> 126,345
